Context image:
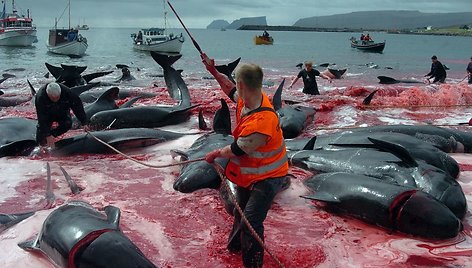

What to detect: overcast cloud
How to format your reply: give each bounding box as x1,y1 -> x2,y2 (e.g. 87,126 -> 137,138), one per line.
5,0 -> 472,28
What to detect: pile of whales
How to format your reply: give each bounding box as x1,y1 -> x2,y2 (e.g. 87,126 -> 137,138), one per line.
0,51 -> 471,267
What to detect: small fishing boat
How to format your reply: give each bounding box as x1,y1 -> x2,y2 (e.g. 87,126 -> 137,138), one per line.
0,0 -> 37,47
254,35 -> 273,45
131,28 -> 184,53
47,0 -> 87,57
130,0 -> 184,53
75,24 -> 89,30
350,37 -> 385,53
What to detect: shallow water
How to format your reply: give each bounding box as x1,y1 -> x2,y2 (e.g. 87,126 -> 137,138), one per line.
0,28 -> 471,267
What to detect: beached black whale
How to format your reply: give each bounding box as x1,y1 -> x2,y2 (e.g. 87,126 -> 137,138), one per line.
0,93 -> 32,107
88,52 -> 196,129
72,87 -> 142,128
18,200 -> 156,268
0,117 -> 37,157
52,128 -> 187,156
273,79 -> 315,139
171,99 -> 233,193
0,211 -> 35,234
377,76 -> 423,84
289,138 -> 467,219
346,124 -> 472,153
301,172 -> 463,239
289,131 -> 460,179
0,73 -> 15,85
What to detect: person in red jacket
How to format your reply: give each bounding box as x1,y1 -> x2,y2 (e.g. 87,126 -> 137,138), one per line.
202,53 -> 289,268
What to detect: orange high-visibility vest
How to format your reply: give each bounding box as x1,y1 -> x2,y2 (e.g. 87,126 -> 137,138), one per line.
225,92 -> 288,188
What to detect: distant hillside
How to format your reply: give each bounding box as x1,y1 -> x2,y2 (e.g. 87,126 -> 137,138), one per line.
293,10 -> 472,30
206,19 -> 230,29
207,16 -> 267,30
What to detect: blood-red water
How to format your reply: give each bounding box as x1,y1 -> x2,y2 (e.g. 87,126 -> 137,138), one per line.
0,75 -> 471,267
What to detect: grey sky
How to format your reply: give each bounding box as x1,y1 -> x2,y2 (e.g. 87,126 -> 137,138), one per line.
5,0 -> 472,28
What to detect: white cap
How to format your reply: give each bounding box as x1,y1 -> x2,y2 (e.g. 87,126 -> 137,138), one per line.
46,82 -> 61,101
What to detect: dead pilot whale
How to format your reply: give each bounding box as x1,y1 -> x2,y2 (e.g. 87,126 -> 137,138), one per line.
18,200 -> 156,268
301,172 -> 463,239
88,52 -> 196,129
272,79 -> 316,139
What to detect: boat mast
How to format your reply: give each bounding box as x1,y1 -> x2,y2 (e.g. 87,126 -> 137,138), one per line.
162,0 -> 167,35
68,0 -> 70,29
12,0 -> 16,14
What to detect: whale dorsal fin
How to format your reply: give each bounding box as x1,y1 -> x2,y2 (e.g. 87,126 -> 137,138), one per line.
103,205 -> 121,228
303,136 -> 317,150
367,137 -> 418,167
272,79 -> 285,111
198,109 -> 208,130
362,90 -> 378,105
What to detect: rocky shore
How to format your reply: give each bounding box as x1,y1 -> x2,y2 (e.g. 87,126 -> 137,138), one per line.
238,25 -> 472,37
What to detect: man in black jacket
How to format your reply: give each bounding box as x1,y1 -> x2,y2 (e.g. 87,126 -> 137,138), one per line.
288,61 -> 331,95
35,82 -> 87,147
467,56 -> 472,84
425,55 -> 447,83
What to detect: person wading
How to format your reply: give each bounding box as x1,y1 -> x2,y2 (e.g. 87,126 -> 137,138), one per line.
201,53 -> 289,268
288,60 -> 331,95
425,55 -> 447,84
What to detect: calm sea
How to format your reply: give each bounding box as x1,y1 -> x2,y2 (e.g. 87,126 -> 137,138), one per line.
1,27 -> 471,84
1,27 -> 472,268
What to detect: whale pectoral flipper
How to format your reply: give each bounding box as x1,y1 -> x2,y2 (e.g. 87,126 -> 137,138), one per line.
300,193 -> 340,203
45,163 -> 55,208
119,96 -> 143,108
58,165 -> 82,195
18,238 -> 39,251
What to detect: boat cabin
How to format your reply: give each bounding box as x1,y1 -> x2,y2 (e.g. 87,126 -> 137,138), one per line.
48,29 -> 79,46
132,28 -> 174,44
0,15 -> 33,29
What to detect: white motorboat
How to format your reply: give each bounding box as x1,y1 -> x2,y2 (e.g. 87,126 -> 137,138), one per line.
131,28 -> 184,53
130,0 -> 184,53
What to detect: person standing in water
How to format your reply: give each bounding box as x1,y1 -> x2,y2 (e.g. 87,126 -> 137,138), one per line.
288,61 -> 332,95
425,55 -> 447,84
467,56 -> 472,84
201,53 -> 289,268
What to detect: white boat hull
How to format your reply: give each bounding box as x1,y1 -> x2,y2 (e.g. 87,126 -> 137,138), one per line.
133,37 -> 183,53
0,29 -> 37,47
47,39 -> 88,57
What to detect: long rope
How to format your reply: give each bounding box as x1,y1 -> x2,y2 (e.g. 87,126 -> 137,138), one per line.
459,75 -> 469,83
85,130 -> 285,267
212,162 -> 285,268
85,130 -> 205,168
